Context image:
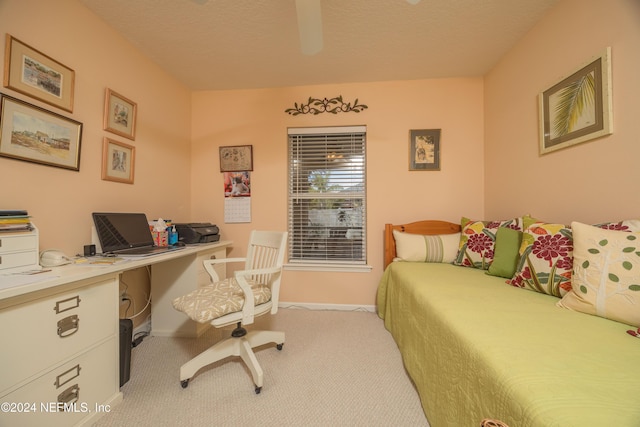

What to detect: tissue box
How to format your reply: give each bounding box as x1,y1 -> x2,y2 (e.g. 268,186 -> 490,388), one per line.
152,231 -> 168,247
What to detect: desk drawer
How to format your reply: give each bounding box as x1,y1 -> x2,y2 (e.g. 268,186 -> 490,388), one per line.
0,337 -> 117,427
0,250 -> 38,271
0,234 -> 37,254
0,277 -> 117,394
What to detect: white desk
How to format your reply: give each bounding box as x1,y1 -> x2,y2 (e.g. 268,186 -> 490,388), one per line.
0,240 -> 232,427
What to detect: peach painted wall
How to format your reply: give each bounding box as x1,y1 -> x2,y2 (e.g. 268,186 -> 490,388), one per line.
3,0 -> 636,311
191,79 -> 485,305
0,0 -> 193,258
1,0 -> 192,326
485,0 -> 640,225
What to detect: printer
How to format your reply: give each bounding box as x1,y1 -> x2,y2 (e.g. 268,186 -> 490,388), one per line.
174,223 -> 220,244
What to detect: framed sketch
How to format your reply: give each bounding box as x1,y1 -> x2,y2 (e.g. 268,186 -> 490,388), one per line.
409,129 -> 441,171
3,34 -> 75,112
219,145 -> 253,172
103,88 -> 137,140
539,47 -> 612,155
102,137 -> 135,184
0,94 -> 82,171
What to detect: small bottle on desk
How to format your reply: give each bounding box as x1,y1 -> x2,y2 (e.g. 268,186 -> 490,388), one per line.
169,225 -> 178,245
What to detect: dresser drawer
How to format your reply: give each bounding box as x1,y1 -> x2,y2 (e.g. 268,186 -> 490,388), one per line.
0,277 -> 117,393
0,233 -> 37,254
0,337 -> 118,427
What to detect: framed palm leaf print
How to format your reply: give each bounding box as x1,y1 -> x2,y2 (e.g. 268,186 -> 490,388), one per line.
539,47 -> 612,155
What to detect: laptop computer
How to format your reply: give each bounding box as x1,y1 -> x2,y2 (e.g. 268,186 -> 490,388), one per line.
92,212 -> 183,257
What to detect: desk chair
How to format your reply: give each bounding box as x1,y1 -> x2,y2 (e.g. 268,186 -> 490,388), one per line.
172,231 -> 287,393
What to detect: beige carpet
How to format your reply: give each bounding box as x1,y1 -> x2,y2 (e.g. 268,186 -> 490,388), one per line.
93,308 -> 429,426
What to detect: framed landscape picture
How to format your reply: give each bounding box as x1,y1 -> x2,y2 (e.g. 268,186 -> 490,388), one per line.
539,47 -> 612,155
0,94 -> 82,170
102,137 -> 135,184
3,34 -> 75,112
409,129 -> 440,171
104,88 -> 137,140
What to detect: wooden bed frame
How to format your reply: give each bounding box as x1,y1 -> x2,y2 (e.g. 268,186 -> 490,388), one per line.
383,220 -> 461,269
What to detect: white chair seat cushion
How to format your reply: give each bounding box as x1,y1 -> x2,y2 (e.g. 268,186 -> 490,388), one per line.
172,278 -> 272,324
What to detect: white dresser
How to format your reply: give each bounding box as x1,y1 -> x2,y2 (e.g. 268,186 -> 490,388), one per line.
0,240 -> 231,426
0,274 -> 121,427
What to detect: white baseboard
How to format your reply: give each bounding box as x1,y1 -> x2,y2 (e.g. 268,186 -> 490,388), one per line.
279,301 -> 376,312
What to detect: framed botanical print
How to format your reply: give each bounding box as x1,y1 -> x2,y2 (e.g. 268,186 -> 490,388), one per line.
104,88 -> 137,140
409,129 -> 440,171
539,47 -> 612,154
102,137 -> 135,184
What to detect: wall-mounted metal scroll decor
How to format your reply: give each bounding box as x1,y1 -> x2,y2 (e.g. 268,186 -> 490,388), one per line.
285,96 -> 368,115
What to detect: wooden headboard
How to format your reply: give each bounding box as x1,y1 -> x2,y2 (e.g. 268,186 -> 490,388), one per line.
384,220 -> 461,269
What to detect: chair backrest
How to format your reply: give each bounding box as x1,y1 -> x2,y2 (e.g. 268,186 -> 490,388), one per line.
244,231 -> 288,310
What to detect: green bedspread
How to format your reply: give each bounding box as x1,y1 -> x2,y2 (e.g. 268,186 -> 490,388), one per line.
377,262 -> 640,427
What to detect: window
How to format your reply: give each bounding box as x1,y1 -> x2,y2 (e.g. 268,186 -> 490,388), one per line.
287,126 -> 367,268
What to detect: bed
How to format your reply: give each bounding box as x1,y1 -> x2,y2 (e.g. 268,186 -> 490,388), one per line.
377,220 -> 640,427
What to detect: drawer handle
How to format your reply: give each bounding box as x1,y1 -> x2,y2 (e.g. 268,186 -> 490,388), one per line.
57,315 -> 79,338
54,364 -> 81,389
54,295 -> 81,314
57,384 -> 80,406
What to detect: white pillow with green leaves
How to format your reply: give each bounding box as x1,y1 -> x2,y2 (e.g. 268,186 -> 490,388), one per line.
557,222 -> 640,327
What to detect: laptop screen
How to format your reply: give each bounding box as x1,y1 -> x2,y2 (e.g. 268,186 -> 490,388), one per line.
92,212 -> 154,253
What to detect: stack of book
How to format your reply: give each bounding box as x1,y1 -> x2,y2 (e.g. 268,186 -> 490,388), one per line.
0,210 -> 33,232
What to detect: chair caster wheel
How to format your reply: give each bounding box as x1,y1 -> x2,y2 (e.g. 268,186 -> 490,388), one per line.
255,386 -> 262,394
181,379 -> 189,389
276,343 -> 284,350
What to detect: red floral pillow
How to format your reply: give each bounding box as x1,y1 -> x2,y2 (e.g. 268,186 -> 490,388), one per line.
508,222 -> 573,297
509,219 -> 640,298
595,219 -> 640,232
453,217 -> 523,270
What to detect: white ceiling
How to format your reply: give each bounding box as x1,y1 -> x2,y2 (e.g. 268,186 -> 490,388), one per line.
80,0 -> 559,91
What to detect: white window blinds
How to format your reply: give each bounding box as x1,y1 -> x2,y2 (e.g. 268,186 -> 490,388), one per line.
288,126 -> 367,265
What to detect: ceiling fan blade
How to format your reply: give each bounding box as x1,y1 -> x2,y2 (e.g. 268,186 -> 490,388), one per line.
295,0 -> 323,55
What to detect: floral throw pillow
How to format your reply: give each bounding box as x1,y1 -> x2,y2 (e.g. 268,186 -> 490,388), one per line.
508,219 -> 640,298
508,222 -> 573,297
453,217 -> 523,270
595,219 -> 640,232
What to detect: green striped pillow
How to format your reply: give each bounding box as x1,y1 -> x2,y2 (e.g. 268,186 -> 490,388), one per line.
393,230 -> 461,263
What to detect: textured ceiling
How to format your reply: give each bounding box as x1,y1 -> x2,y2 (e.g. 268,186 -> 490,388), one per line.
80,0 -> 559,91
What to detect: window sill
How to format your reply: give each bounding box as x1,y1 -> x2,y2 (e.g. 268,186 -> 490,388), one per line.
284,263 -> 373,273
